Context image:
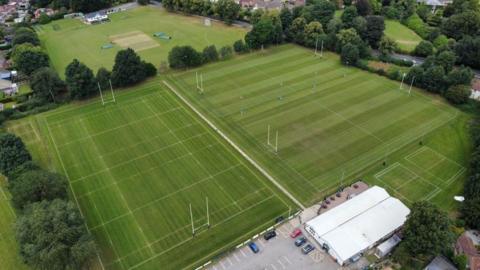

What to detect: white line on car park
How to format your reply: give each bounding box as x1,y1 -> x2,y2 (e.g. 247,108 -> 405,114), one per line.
233,253 -> 241,262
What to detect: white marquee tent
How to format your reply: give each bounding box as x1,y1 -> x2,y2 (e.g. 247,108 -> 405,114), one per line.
305,186 -> 410,265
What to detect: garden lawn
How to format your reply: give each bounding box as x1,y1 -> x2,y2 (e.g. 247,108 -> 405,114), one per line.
385,20 -> 423,53
167,44 -> 470,211
37,6 -> 247,75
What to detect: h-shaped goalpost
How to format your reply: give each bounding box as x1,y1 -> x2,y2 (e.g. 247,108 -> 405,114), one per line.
98,80 -> 116,106
189,197 -> 210,236
196,72 -> 204,94
267,125 -> 279,153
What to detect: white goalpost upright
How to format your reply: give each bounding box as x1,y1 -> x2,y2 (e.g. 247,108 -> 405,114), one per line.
408,76 -> 415,96
98,80 -> 116,106
196,72 -> 204,94
314,37 -> 324,57
266,125 -> 279,153
189,197 -> 210,236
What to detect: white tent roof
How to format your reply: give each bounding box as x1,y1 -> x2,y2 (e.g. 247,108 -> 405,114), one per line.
306,186 -> 410,265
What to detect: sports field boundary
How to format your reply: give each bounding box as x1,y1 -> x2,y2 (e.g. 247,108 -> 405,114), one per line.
162,80 -> 306,210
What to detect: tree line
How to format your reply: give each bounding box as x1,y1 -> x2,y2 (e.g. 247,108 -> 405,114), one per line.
0,133 -> 96,269
30,0 -> 116,13
161,0 -> 241,25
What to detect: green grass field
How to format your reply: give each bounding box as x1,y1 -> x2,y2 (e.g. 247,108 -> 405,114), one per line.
167,44 -> 470,210
36,6 -> 247,74
385,20 -> 423,53
0,177 -> 29,270
7,83 -> 294,270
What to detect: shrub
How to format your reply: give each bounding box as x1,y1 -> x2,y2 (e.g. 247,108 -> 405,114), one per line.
404,13 -> 430,39
220,45 -> 233,60
444,84 -> 471,105
414,40 -> 434,57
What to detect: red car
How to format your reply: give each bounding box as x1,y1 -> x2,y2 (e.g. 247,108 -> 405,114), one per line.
290,228 -> 302,238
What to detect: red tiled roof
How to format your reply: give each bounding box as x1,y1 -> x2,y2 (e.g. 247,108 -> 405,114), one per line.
471,256 -> 480,270
473,79 -> 480,92
457,234 -> 478,256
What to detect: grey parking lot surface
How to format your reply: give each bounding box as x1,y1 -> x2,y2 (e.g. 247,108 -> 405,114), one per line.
206,221 -> 339,270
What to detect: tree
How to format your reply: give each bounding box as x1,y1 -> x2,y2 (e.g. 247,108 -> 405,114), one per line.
434,50 -> 456,73
30,68 -> 66,102
168,46 -> 203,69
422,66 -> 446,93
137,0 -> 150,5
379,36 -> 397,55
246,17 -> 275,48
202,45 -> 219,63
455,36 -> 480,69
352,16 -> 367,37
214,0 -> 240,25
444,84 -> 471,104
111,49 -> 147,86
0,133 -> 31,177
142,61 -> 157,77
16,199 -> 96,270
336,28 -> 362,51
280,7 -> 293,33
304,21 -> 324,47
65,59 -> 97,99
464,173 -> 480,199
462,198 -> 480,230
233,40 -> 248,53
356,0 -> 372,16
414,40 -> 434,57
288,17 -> 307,44
12,30 -> 40,46
364,15 -> 385,47
38,13 -> 52,24
447,66 -> 474,86
403,201 -> 454,257
15,48 -> 49,76
341,6 -> 358,28
309,0 -> 336,26
9,170 -> 68,209
96,67 -> 111,91
341,43 -> 359,65
444,0 -> 479,16
392,0 -> 416,19
219,45 -> 233,60
69,0 -> 111,13
442,11 -> 480,40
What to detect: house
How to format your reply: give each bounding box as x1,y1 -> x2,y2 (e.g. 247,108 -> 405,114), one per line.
237,0 -> 304,9
34,8 -> 55,19
83,11 -> 109,24
456,232 -> 480,270
424,256 -> 457,270
0,79 -> 18,96
305,186 -> 410,265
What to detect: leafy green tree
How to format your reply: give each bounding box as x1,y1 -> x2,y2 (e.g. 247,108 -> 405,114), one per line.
341,43 -> 359,65
379,36 -> 397,55
9,170 -> 67,209
38,13 -> 52,24
111,49 -> 147,86
442,11 -> 480,40
15,48 -> 49,76
16,199 -> 96,270
461,198 -> 480,230
464,173 -> 480,199
65,59 -> 97,100
30,67 -> 66,102
96,67 -> 111,91
219,45 -> 233,60
12,29 -> 40,46
280,7 -> 293,33
364,15 -> 385,47
434,50 -> 456,73
403,201 -> 454,257
304,21 -> 324,47
414,40 -> 434,57
250,9 -> 264,25
422,66 -> 446,93
0,133 -> 31,177
69,0 -> 111,13
392,0 -> 416,19
447,66 -> 474,86
455,36 -> 480,69
233,40 -> 248,53
11,43 -> 40,65
7,161 -> 39,182
356,0 -> 372,16
444,0 -> 479,16
309,0 -> 336,26
168,46 -> 203,69
142,61 -> 157,77
453,254 -> 468,270
336,28 -> 362,51
352,16 -> 367,36
138,0 -> 150,5
246,17 -> 275,48
341,6 -> 358,28
288,17 -> 307,44
214,0 -> 240,25
202,45 -> 219,63
444,84 -> 471,104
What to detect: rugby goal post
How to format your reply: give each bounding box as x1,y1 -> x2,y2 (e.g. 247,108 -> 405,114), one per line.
196,72 -> 204,94
189,197 -> 210,236
267,125 -> 279,153
98,80 -> 116,106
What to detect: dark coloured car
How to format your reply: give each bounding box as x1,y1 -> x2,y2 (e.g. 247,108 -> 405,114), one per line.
302,243 -> 315,254
294,237 -> 306,247
248,242 -> 259,253
264,230 -> 277,240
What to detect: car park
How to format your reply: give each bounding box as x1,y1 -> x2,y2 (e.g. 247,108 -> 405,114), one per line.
264,230 -> 277,240
290,228 -> 302,238
295,237 -> 307,247
248,242 -> 259,253
302,243 -> 315,254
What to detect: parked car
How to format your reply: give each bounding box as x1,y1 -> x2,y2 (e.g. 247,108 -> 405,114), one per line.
264,230 -> 277,240
302,243 -> 315,254
248,242 -> 259,253
294,237 -> 306,247
290,228 -> 302,238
